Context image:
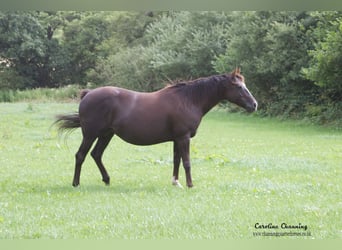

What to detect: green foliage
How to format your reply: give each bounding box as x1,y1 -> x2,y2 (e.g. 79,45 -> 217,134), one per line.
213,12 -> 315,115
107,11 -> 156,48
146,11 -> 230,79
0,12 -> 46,87
62,12 -> 112,84
0,11 -> 72,88
303,15 -> 342,96
92,11 -> 231,90
89,46 -> 158,91
0,66 -> 27,90
76,12 -> 158,86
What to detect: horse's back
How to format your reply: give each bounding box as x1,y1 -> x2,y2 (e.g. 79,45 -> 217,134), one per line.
78,87 -> 166,139
79,86 -> 139,111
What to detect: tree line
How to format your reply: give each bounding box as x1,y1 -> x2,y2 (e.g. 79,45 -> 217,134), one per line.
0,11 -> 341,125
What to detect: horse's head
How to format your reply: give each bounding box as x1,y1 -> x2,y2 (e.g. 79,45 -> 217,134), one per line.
223,68 -> 257,113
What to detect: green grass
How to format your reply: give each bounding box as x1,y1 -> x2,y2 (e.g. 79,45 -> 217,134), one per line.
0,85 -> 81,103
0,103 -> 341,239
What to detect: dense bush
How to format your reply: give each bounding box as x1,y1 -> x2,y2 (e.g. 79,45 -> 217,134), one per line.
303,14 -> 342,98
213,12 -> 315,115
91,12 -> 231,90
89,46 -> 158,91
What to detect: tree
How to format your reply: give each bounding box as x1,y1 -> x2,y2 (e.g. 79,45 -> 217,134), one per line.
92,11 -> 232,90
146,11 -> 230,79
85,12 -> 159,87
0,12 -> 46,88
303,12 -> 342,100
0,11 -> 72,88
61,12 -> 113,85
213,11 -> 317,115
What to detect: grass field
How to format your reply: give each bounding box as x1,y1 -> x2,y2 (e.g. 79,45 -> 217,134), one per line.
0,102 -> 341,239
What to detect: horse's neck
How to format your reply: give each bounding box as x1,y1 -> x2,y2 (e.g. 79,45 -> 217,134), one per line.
196,81 -> 225,115
200,95 -> 222,115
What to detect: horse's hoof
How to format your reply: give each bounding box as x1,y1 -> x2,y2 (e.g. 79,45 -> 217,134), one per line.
72,182 -> 79,187
174,182 -> 184,189
172,177 -> 184,189
103,178 -> 110,186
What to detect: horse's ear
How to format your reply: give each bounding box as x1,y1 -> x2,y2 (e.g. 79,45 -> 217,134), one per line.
231,67 -> 241,76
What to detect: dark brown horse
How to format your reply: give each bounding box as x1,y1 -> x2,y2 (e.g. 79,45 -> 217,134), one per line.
55,68 -> 257,188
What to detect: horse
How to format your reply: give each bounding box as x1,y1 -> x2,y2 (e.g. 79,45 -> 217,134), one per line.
54,68 -> 257,188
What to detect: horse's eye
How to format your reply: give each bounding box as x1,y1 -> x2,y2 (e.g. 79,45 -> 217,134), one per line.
235,75 -> 242,81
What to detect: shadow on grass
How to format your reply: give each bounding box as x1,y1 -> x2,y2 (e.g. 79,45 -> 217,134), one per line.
30,181 -> 174,195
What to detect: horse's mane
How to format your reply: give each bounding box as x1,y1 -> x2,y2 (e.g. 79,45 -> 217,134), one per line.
164,74 -> 230,104
167,74 -> 228,89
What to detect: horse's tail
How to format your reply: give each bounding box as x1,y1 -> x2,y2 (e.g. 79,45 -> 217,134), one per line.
53,89 -> 90,135
54,113 -> 81,134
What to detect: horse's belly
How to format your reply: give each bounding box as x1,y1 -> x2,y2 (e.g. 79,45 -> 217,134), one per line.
113,115 -> 172,145
116,128 -> 172,146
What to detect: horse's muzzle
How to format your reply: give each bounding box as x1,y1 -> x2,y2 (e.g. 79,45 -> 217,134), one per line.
246,101 -> 258,113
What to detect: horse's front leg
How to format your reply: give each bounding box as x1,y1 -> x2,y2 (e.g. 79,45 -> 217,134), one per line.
175,135 -> 193,188
172,141 -> 183,188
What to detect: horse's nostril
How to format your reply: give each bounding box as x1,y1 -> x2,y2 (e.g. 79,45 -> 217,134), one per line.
253,102 -> 258,110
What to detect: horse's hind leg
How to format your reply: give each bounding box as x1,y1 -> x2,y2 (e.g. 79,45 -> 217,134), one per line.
91,131 -> 114,185
73,136 -> 96,187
